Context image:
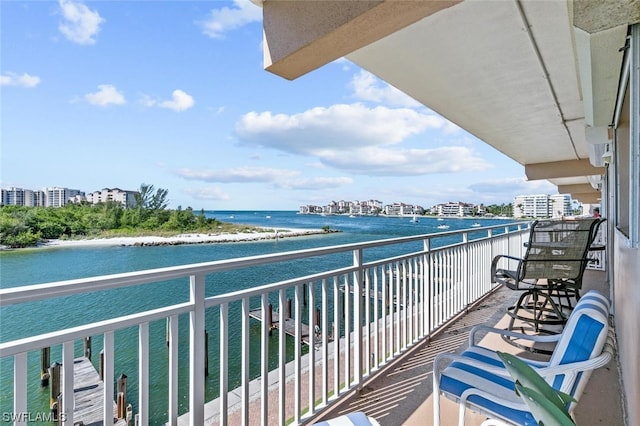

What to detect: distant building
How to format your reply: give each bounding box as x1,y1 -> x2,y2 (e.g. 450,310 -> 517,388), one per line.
1,187 -> 47,207
435,201 -> 475,217
513,194 -> 572,218
46,187 -> 84,208
383,202 -> 423,216
2,187 -> 26,206
85,188 -> 138,208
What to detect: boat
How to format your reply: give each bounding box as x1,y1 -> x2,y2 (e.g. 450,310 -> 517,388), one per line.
410,215 -> 419,223
349,214 -> 356,218
437,224 -> 450,230
437,217 -> 444,221
266,215 -> 271,219
471,223 -> 481,227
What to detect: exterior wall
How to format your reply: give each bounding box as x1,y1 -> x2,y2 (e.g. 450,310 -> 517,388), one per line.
613,230 -> 640,426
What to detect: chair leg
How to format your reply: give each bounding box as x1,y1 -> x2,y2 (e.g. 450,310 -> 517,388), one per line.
433,370 -> 441,426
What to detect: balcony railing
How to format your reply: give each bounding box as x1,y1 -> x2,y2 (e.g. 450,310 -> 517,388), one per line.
0,223 -> 529,426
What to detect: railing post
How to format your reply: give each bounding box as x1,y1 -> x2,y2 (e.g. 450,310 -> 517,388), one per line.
260,294 -> 269,426
423,238 -> 431,337
294,284 -> 302,423
14,352 -> 27,426
138,322 -> 149,426
190,274 -> 205,426
462,231 -> 469,311
241,297 -> 250,425
103,332 -> 114,425
352,248 -> 363,386
168,315 -> 179,426
62,340 -> 74,426
278,289 -> 286,426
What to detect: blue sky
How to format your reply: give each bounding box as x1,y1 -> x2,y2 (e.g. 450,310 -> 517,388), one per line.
1,0 -> 557,211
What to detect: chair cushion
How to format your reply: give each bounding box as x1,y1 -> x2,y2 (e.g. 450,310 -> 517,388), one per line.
439,361 -> 538,426
312,412 -> 380,426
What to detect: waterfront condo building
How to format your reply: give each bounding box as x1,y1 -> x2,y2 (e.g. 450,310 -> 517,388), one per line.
435,201 -> 475,217
45,187 -> 84,208
85,188 -> 138,208
513,194 -> 572,218
0,187 -> 45,207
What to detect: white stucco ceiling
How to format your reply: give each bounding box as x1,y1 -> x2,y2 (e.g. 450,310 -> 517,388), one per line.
345,1 -> 627,190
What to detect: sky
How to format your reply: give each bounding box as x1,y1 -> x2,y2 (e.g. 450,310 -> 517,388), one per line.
1,0 -> 558,211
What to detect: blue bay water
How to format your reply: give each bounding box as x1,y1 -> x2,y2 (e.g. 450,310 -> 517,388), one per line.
0,211 -> 514,424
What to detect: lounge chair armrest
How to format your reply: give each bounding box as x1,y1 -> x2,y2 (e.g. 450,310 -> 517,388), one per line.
469,325 -> 562,346
459,386 -> 527,412
433,352 -> 512,381
536,350 -> 613,381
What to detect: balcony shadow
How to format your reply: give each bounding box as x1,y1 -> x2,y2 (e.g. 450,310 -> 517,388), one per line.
312,270 -> 624,426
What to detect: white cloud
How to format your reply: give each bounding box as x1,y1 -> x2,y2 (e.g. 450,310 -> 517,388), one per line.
143,90 -> 194,112
176,166 -> 299,183
84,84 -> 126,106
468,177 -> 558,195
183,186 -> 230,201
200,0 -> 262,39
234,103 -> 484,176
237,103 -> 448,153
321,146 -> 492,176
350,70 -> 421,108
175,166 -> 353,191
159,90 -> 195,112
273,176 -> 353,190
0,72 -> 41,88
58,0 -> 104,45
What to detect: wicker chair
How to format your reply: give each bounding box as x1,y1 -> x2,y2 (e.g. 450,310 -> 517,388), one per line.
491,218 -> 605,338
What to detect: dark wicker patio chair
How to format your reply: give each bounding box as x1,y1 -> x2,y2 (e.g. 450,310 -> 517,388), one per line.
491,218 -> 606,338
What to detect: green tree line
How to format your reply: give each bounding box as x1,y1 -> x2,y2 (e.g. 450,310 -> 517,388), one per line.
0,184 -> 231,248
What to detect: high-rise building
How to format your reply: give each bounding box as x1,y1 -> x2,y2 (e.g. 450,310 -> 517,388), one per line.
1,187 -> 46,206
513,194 -> 572,218
45,187 -> 84,208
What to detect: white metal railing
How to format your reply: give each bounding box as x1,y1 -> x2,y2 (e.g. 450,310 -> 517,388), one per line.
0,223 -> 529,426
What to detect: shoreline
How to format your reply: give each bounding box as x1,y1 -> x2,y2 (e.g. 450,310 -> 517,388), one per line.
35,228 -> 333,249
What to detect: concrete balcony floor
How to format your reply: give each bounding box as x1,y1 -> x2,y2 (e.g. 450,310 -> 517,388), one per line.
314,270 -> 625,426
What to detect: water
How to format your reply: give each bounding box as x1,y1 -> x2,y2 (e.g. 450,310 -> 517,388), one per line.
0,211 -> 514,424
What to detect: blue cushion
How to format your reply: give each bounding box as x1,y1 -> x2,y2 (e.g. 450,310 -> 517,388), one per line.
440,362 -> 538,426
313,412 -> 379,426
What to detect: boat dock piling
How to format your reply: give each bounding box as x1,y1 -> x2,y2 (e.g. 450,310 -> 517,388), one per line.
40,337 -> 129,426
249,301 -> 331,346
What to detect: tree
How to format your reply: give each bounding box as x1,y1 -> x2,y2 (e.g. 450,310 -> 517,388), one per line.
134,183 -> 169,211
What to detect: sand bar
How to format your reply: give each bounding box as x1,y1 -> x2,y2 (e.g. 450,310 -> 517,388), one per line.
38,228 -> 331,249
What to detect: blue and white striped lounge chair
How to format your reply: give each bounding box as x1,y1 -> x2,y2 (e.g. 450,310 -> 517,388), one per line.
433,290 -> 613,426
312,412 -> 380,426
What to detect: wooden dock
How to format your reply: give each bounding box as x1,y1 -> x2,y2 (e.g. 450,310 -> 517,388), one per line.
248,309 -> 322,346
61,357 -> 126,426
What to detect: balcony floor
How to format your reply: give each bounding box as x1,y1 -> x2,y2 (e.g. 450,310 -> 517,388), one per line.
313,270 -> 625,426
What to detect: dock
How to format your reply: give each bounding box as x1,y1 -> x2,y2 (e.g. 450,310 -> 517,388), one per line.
60,356 -> 126,426
248,308 -> 324,346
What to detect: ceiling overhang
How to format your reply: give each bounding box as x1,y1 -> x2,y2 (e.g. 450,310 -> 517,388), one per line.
525,159 -> 605,181
258,0 -> 637,200
261,0 -> 460,80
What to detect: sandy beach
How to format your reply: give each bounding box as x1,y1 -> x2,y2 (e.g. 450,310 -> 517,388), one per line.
39,228 -> 330,248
